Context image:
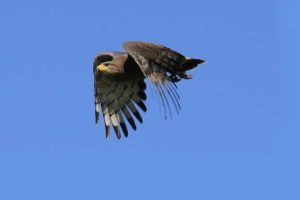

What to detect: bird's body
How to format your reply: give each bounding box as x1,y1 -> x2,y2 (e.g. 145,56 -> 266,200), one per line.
93,41 -> 205,139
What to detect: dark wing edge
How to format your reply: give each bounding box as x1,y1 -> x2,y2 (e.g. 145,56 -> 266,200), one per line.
94,77 -> 147,139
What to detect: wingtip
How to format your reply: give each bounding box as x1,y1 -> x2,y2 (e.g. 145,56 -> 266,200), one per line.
95,112 -> 99,124
105,126 -> 110,139
113,126 -> 121,140
198,59 -> 205,64
128,117 -> 137,130
117,134 -> 121,140
120,122 -> 129,138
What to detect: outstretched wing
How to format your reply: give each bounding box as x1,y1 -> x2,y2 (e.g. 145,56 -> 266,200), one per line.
94,75 -> 147,139
123,41 -> 188,79
123,41 -> 185,119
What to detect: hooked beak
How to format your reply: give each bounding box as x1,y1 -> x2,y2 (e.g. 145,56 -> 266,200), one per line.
97,64 -> 108,72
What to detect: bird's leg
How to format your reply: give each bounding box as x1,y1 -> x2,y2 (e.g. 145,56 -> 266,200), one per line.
168,74 -> 181,82
179,72 -> 192,79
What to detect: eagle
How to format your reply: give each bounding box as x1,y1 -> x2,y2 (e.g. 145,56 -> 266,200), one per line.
93,41 -> 205,139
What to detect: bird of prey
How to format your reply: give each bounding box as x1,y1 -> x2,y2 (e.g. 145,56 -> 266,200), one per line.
93,41 -> 205,139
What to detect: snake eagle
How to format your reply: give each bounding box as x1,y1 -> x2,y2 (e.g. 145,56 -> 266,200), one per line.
93,41 -> 205,139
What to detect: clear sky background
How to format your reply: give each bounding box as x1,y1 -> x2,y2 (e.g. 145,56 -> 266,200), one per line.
0,0 -> 299,199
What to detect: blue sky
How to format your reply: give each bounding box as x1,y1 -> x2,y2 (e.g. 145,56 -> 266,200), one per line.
0,0 -> 299,199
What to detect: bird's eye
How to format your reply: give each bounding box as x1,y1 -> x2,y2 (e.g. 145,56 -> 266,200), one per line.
104,63 -> 109,67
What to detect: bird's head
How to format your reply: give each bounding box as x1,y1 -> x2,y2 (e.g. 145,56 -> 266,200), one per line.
96,61 -> 119,74
94,53 -> 127,76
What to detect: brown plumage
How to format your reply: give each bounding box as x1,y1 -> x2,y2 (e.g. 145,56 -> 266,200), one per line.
93,41 -> 205,139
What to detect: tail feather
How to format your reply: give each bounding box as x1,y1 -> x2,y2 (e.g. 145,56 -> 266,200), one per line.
181,58 -> 205,71
167,57 -> 205,83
